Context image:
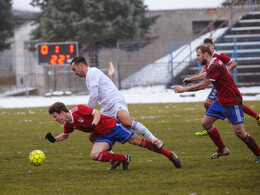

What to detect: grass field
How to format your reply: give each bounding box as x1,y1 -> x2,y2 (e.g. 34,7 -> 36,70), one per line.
0,101 -> 260,195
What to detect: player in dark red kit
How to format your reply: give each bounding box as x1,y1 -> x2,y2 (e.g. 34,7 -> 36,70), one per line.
174,45 -> 260,164
192,38 -> 260,136
45,102 -> 182,170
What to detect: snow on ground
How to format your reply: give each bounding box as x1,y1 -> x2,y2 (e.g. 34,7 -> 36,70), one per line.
0,85 -> 259,109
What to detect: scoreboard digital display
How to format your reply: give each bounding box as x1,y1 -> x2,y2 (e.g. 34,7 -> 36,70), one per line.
36,42 -> 78,65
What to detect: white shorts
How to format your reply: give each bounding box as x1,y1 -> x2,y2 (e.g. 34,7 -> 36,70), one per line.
101,102 -> 129,120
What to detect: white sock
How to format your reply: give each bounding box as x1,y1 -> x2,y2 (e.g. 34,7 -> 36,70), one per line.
131,121 -> 158,143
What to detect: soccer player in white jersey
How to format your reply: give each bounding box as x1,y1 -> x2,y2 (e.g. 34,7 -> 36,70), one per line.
70,56 -> 164,169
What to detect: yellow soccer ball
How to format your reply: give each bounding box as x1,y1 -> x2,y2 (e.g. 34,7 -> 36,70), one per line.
29,150 -> 46,166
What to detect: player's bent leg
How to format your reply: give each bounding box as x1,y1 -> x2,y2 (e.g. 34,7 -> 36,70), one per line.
195,98 -> 215,136
232,123 -> 247,139
117,110 -> 164,149
127,135 -> 181,168
203,118 -> 226,156
90,133 -> 117,169
90,142 -> 111,160
92,142 -> 130,170
117,110 -> 133,127
127,134 -> 142,145
201,115 -> 218,130
131,121 -> 164,149
234,124 -> 260,158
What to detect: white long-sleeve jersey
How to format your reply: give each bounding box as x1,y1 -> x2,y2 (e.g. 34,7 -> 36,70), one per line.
86,67 -> 126,111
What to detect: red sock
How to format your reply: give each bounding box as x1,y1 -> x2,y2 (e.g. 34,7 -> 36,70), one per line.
206,125 -> 226,151
140,139 -> 173,159
242,104 -> 259,119
242,134 -> 260,156
96,152 -> 126,162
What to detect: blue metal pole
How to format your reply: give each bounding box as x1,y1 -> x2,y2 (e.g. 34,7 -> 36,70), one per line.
251,0 -> 253,12
233,38 -> 238,84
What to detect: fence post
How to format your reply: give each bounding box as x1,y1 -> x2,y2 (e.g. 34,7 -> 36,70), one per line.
232,38 -> 238,84
170,40 -> 174,86
251,0 -> 254,12
116,42 -> 121,90
165,39 -> 174,90
230,7 -> 233,26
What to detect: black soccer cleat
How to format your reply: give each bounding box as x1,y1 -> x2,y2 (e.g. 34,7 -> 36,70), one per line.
108,161 -> 121,171
169,151 -> 182,168
122,155 -> 132,170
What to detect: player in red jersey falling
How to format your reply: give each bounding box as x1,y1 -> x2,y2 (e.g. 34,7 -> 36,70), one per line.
45,102 -> 182,170
174,45 -> 260,163
190,38 -> 260,136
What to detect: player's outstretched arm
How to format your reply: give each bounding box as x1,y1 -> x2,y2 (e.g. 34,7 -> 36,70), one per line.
175,78 -> 211,93
174,85 -> 187,93
45,132 -> 68,143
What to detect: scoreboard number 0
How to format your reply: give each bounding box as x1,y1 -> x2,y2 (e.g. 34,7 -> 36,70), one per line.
37,42 -> 78,65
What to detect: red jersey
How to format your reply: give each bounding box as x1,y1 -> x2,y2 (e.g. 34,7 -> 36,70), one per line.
206,58 -> 242,106
212,50 -> 232,65
63,105 -> 117,136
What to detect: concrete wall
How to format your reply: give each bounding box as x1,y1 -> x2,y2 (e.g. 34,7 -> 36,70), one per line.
13,22 -> 44,89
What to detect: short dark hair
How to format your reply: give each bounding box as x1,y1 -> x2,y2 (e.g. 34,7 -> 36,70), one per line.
196,45 -> 212,56
70,56 -> 88,66
203,38 -> 213,45
49,102 -> 69,114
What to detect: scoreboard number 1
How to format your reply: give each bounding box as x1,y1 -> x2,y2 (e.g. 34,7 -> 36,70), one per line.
37,42 -> 78,65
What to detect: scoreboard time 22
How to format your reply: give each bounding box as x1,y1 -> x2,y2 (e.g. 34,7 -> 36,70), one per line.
37,42 -> 78,65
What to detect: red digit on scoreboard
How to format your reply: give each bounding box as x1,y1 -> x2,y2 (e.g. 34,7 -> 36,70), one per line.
41,45 -> 48,55
55,46 -> 60,53
70,44 -> 74,53
58,55 -> 65,64
50,55 -> 58,65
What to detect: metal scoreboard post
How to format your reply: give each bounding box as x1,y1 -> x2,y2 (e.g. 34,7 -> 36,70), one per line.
36,42 -> 78,65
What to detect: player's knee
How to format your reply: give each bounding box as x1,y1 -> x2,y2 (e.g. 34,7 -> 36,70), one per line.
201,121 -> 210,130
120,119 -> 133,128
233,124 -> 247,139
234,130 -> 247,140
128,134 -> 141,145
90,151 -> 99,160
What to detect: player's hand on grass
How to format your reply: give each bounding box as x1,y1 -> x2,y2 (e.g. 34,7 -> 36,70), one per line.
85,124 -> 96,131
45,132 -> 56,143
174,85 -> 185,93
